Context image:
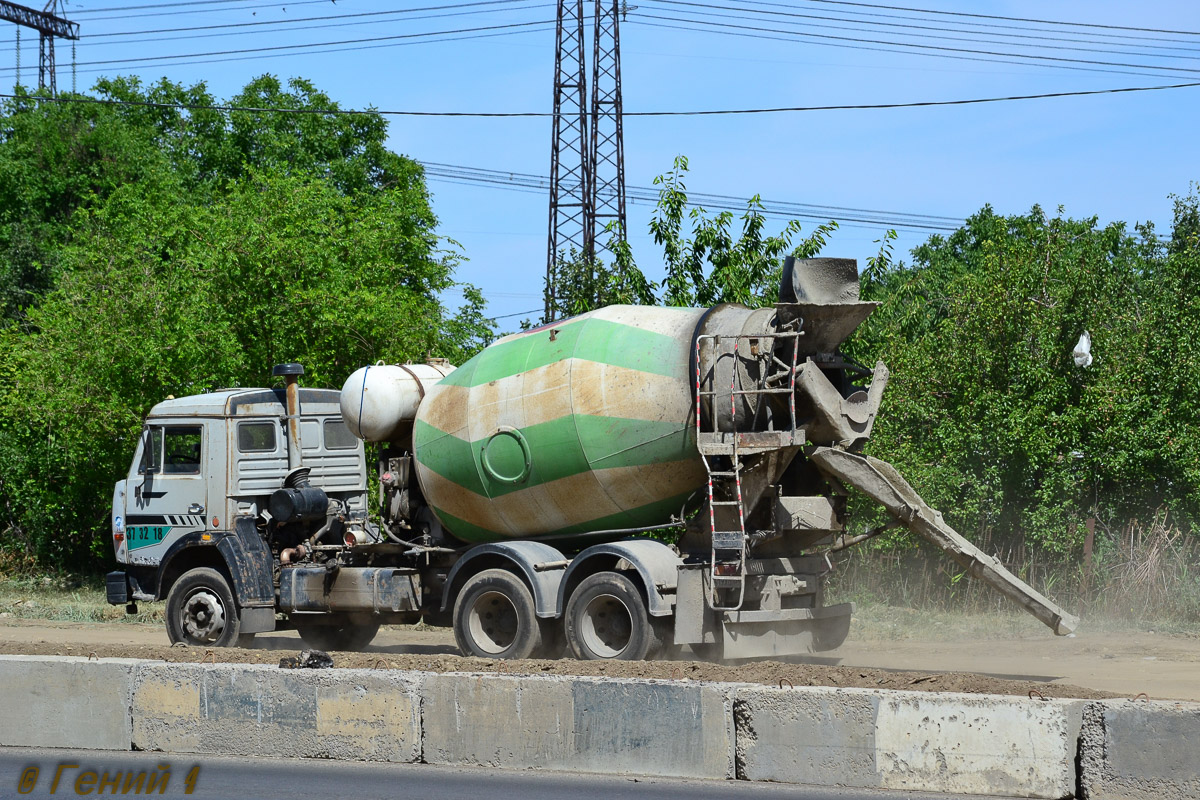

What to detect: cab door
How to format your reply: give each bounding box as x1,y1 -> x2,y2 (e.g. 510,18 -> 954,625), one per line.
123,422 -> 210,566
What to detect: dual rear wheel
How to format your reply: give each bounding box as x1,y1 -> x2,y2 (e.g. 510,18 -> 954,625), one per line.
452,568 -> 670,661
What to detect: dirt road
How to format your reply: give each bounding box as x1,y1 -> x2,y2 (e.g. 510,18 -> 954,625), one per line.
1,616 -> 1195,701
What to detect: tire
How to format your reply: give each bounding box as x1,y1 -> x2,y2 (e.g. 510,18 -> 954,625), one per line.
165,567 -> 243,648
565,571 -> 664,661
292,614 -> 381,651
452,569 -> 546,659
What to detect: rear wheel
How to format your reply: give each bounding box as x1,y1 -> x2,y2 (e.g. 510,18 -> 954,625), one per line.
292,614 -> 380,652
565,571 -> 664,661
165,567 -> 243,648
453,569 -> 547,659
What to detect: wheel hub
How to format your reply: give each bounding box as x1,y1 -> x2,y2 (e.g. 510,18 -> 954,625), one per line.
182,590 -> 226,642
467,590 -> 519,655
580,594 -> 633,658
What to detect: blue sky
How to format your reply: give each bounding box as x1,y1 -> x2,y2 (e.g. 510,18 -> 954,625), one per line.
5,1 -> 1200,325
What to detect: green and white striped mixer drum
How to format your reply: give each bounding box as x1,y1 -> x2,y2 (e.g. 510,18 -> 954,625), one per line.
413,305 -> 709,543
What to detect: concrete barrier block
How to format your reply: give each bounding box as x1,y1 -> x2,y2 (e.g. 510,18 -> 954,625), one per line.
131,663 -> 421,762
734,685 -> 879,787
875,692 -> 1082,798
423,674 -> 735,778
736,686 -> 1082,799
1080,699 -> 1200,799
0,655 -> 138,751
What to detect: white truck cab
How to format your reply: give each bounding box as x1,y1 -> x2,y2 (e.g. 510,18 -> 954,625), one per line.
107,367 -> 369,647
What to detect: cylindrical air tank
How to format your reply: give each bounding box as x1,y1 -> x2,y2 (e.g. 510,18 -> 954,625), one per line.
410,304 -> 771,544
341,361 -> 456,442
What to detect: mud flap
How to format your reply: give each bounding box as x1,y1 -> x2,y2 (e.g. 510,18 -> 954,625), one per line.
810,447 -> 1079,636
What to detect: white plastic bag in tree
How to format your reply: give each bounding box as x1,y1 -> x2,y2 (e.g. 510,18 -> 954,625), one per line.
1073,330 -> 1093,368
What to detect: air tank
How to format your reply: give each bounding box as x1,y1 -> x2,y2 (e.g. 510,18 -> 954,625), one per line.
341,361 -> 456,442
411,304 -> 771,544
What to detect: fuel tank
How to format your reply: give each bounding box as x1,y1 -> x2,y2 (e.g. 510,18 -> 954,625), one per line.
413,304 -> 741,543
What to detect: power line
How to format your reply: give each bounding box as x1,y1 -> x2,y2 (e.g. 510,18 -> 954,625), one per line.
761,0 -> 1200,48
87,4 -> 553,49
0,18 -> 558,73
421,161 -> 963,230
71,0 -> 265,13
37,1 -> 1198,82
69,0 -> 353,23
631,17 -> 1187,80
71,0 -> 323,14
641,0 -> 1200,60
490,307 -> 543,319
16,27 -> 556,78
629,12 -> 1200,77
89,0 -> 545,39
792,0 -> 1200,37
5,78 -> 1200,114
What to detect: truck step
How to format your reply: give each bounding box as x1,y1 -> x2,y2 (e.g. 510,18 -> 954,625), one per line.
711,531 -> 746,549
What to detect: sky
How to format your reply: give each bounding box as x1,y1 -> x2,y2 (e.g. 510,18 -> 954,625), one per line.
4,0 -> 1200,326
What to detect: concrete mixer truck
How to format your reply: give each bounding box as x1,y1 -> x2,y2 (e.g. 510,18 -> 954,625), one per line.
106,257 -> 1078,659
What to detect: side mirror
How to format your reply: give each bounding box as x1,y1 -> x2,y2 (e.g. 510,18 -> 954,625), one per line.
140,429 -> 160,475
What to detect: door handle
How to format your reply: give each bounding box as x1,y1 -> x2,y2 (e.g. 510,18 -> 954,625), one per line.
189,503 -> 205,514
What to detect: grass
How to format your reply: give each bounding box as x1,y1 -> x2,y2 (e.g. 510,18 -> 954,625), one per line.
0,574 -> 161,625
827,510 -> 1200,640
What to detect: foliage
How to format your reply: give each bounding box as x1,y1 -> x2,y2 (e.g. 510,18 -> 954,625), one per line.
91,75 -> 422,195
546,156 -> 838,319
0,75 -> 427,323
650,156 -> 838,308
548,224 -> 657,319
849,201 -> 1200,555
0,78 -> 490,568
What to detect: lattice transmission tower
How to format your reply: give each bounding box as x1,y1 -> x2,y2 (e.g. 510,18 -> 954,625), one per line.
589,0 -> 627,257
0,0 -> 78,94
545,0 -> 629,322
544,0 -> 591,323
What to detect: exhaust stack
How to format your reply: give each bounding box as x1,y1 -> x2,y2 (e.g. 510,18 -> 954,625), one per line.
269,362 -> 328,524
274,362 -> 306,477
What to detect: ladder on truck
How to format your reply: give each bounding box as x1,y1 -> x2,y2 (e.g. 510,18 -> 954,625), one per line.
694,327 -> 802,611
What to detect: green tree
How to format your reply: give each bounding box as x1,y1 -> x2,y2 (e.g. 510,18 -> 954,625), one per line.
548,225 -> 657,319
0,167 -> 488,566
0,75 -> 433,322
0,77 -> 490,568
650,156 -> 837,308
850,204 -> 1199,554
546,156 -> 837,318
0,88 -> 167,320
92,75 -> 422,195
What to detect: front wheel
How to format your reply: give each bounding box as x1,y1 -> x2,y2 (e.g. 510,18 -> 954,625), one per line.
564,571 -> 665,661
453,569 -> 548,659
165,567 -> 243,648
292,614 -> 380,652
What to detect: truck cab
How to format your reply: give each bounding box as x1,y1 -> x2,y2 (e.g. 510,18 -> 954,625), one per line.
107,378 -> 369,647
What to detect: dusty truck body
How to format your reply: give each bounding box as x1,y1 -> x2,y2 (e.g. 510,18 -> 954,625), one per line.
107,258 -> 1078,658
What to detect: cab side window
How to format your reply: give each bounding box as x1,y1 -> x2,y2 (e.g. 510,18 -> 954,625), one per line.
162,427 -> 203,474
324,419 -> 358,450
237,421 -> 277,453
